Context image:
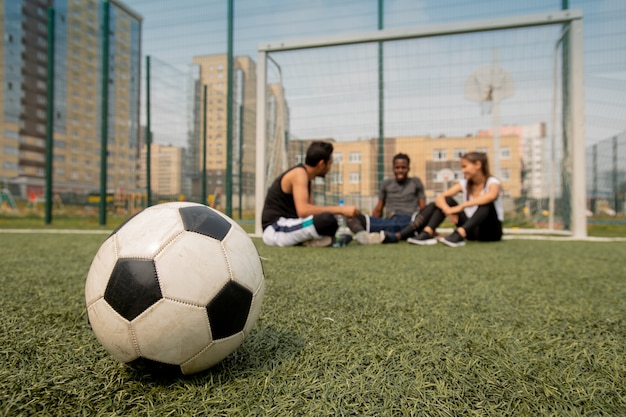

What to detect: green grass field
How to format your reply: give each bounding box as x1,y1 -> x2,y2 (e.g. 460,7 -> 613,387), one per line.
1,231 -> 625,416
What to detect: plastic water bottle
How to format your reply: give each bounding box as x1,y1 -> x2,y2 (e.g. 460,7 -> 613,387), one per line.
334,199 -> 349,247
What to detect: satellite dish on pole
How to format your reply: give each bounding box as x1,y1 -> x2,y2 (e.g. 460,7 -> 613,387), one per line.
464,49 -> 514,179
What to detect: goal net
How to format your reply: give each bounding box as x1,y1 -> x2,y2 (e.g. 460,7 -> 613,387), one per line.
255,10 -> 586,238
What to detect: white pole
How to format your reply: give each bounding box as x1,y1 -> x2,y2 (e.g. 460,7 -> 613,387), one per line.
569,19 -> 587,238
254,51 -> 267,237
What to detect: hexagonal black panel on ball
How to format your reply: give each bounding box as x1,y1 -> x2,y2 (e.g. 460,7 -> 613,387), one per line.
104,258 -> 162,321
207,280 -> 253,340
179,205 -> 232,241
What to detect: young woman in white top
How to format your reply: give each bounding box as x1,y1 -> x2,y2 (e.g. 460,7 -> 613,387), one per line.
400,152 -> 503,247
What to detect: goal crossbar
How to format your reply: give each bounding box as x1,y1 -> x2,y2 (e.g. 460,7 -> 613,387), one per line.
255,10 -> 585,238
257,10 -> 582,53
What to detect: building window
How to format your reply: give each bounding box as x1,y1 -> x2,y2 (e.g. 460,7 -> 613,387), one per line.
330,171 -> 343,184
453,148 -> 466,159
501,169 -> 511,181
349,152 -> 361,164
3,145 -> 18,156
433,149 -> 447,161
334,152 -> 342,163
500,147 -> 511,159
349,172 -> 360,184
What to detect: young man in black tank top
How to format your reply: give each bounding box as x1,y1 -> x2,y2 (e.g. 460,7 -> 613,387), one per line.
261,141 -> 359,247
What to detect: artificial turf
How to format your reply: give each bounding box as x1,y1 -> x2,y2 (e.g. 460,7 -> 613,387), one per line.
1,232 -> 625,416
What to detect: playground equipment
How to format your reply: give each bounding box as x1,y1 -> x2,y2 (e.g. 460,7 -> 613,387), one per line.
0,188 -> 18,212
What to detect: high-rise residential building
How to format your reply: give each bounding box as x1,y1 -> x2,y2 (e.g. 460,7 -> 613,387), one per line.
190,54 -> 257,209
0,0 -> 141,201
265,82 -> 289,187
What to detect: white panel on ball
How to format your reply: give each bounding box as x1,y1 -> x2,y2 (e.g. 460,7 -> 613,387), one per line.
114,206 -> 184,259
243,286 -> 265,336
222,227 -> 265,293
155,232 -> 230,306
181,332 -> 245,375
88,299 -> 138,362
132,299 -> 211,364
84,237 -> 117,306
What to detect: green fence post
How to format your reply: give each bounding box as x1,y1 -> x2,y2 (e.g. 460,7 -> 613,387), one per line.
146,56 -> 152,207
377,0 -> 385,190
99,1 -> 110,225
225,0 -> 234,217
202,85 -> 207,206
45,7 -> 55,225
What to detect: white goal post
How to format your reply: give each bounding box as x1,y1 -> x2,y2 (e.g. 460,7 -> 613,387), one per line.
255,10 -> 585,238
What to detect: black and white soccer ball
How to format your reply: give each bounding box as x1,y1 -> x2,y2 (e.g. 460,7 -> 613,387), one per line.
85,202 -> 265,375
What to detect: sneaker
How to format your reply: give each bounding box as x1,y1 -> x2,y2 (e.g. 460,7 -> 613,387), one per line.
302,236 -> 333,247
407,231 -> 437,246
355,230 -> 384,245
347,214 -> 367,234
381,231 -> 398,244
440,231 -> 466,247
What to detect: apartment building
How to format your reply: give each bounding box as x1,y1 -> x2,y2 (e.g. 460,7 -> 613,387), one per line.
0,0 -> 141,201
190,54 -> 257,209
393,134 -> 522,199
138,142 -> 183,200
478,123 -> 547,200
288,133 -> 523,211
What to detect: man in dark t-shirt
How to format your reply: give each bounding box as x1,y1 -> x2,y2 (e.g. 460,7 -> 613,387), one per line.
347,153 -> 426,244
261,141 -> 359,247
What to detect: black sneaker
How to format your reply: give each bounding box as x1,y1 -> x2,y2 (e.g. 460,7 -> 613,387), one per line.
407,231 -> 437,245
347,214 -> 367,234
381,231 -> 398,244
440,231 -> 466,247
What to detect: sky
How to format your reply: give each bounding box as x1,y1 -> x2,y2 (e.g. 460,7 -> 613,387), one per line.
120,0 -> 626,148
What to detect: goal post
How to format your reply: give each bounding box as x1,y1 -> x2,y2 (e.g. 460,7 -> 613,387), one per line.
255,10 -> 585,238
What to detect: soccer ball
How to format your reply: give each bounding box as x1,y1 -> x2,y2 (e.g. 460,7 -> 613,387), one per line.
85,202 -> 265,375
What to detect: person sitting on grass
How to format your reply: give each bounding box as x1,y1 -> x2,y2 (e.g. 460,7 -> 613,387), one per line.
347,153 -> 426,244
261,140 -> 359,247
386,151 -> 503,247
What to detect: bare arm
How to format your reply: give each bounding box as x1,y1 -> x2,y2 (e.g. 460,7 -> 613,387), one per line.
435,183 -> 463,212
371,199 -> 385,218
288,168 -> 359,217
446,182 -> 500,215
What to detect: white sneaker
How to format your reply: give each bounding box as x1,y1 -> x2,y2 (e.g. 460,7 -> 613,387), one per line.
302,236 -> 333,247
355,231 -> 384,245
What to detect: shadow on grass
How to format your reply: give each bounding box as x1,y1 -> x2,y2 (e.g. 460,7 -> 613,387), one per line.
122,325 -> 305,385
